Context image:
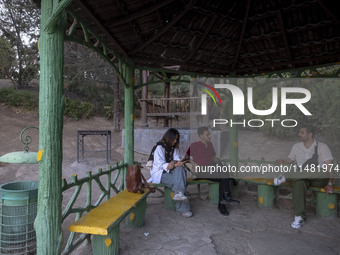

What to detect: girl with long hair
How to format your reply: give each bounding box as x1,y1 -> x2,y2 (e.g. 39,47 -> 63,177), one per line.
148,128 -> 192,217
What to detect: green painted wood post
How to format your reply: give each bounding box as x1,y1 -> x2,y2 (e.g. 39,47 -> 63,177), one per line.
125,198 -> 148,227
164,187 -> 176,210
208,182 -> 219,205
92,227 -> 119,255
315,192 -> 337,218
229,79 -> 238,176
123,62 -> 135,187
35,1 -> 66,254
231,179 -> 240,198
257,184 -> 275,208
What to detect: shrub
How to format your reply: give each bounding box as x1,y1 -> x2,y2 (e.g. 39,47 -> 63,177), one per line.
103,105 -> 113,119
0,88 -> 38,110
64,97 -> 94,120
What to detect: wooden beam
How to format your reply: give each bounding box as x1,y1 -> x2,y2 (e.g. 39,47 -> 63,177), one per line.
277,10 -> 292,61
115,0 -> 144,42
44,0 -> 73,33
234,52 -> 340,74
185,15 -> 218,62
134,56 -> 231,74
129,0 -> 197,55
110,0 -> 175,27
231,0 -> 251,70
74,0 -> 129,58
64,35 -> 127,87
316,0 -> 340,24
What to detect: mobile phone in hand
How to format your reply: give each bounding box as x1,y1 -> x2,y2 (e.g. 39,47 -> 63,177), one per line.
180,158 -> 190,163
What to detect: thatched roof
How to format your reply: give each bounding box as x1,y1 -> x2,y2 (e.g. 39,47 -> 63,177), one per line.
66,0 -> 340,76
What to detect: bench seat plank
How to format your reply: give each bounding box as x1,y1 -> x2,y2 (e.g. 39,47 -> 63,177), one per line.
186,178 -> 218,185
69,189 -> 150,235
237,177 -> 340,194
237,177 -> 274,186
151,178 -> 217,187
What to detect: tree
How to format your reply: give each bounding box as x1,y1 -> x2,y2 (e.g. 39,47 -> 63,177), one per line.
0,0 -> 40,88
0,36 -> 15,79
64,41 -> 122,129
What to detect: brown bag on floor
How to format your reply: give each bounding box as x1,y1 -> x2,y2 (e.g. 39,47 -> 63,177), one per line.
126,164 -> 155,193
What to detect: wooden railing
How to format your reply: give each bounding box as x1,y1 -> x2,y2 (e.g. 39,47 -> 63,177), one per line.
139,97 -> 201,117
61,162 -> 127,255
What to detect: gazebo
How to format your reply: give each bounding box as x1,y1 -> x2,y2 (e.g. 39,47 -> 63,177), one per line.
35,0 -> 340,253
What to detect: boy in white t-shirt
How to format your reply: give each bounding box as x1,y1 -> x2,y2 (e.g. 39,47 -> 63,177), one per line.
276,125 -> 333,229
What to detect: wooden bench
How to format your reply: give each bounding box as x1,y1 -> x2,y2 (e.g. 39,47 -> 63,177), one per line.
152,178 -> 219,209
235,178 -> 340,218
68,188 -> 150,255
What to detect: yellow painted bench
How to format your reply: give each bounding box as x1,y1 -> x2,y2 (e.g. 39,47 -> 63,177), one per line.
69,188 -> 150,255
235,177 -> 339,218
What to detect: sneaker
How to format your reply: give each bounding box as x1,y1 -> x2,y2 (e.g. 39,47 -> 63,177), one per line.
218,203 -> 229,216
173,192 -> 188,201
274,175 -> 286,186
176,211 -> 193,217
291,215 -> 304,229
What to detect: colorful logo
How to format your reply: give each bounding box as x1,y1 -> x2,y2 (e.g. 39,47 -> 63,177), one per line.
199,83 -> 222,115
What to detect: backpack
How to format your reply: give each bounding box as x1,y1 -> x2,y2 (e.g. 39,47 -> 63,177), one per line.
126,164 -> 155,193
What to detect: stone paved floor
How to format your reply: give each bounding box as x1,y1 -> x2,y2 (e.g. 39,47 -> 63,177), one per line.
74,186 -> 340,255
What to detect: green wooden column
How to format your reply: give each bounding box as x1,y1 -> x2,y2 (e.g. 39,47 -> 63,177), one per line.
124,62 -> 135,181
208,182 -> 220,205
229,82 -> 238,175
257,184 -> 275,208
315,192 -> 337,218
35,1 -> 66,254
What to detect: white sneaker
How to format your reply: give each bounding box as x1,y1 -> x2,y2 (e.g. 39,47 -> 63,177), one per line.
172,192 -> 188,201
176,211 -> 193,217
274,175 -> 286,186
291,215 -> 304,229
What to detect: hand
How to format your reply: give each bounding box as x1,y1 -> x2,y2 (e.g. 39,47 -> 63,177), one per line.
174,161 -> 185,168
325,184 -> 334,194
167,161 -> 176,170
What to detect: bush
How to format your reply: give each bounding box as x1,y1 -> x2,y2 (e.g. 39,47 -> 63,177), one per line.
0,88 -> 96,120
64,97 -> 94,120
65,82 -> 120,119
0,88 -> 38,110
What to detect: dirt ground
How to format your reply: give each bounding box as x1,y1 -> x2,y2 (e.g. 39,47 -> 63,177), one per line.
0,103 -> 136,182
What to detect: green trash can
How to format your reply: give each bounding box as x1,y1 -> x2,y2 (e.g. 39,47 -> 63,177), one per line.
0,181 -> 38,255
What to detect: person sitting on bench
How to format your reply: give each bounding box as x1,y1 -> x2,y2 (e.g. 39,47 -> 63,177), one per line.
184,126 -> 239,216
275,124 -> 333,229
148,128 -> 193,218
